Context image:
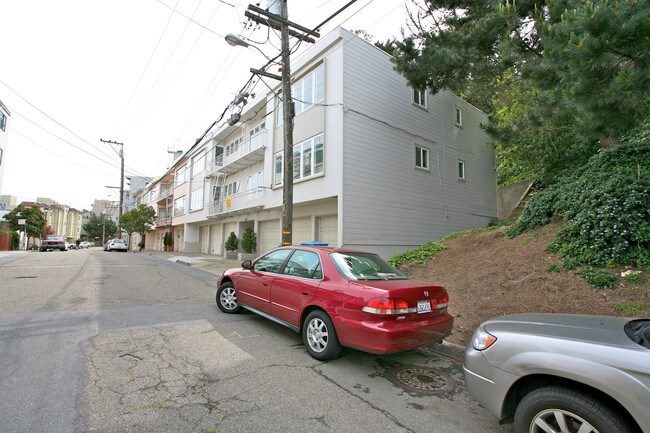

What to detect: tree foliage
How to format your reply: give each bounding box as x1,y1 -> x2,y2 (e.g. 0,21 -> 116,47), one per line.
225,232 -> 239,252
4,205 -> 46,245
391,0 -> 649,185
83,214 -> 118,243
119,205 -> 156,238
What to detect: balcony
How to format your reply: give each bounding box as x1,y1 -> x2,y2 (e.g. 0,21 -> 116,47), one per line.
219,130 -> 267,175
207,188 -> 265,218
157,187 -> 173,203
155,216 -> 172,227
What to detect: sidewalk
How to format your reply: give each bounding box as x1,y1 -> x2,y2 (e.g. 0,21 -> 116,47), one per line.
143,250 -> 241,276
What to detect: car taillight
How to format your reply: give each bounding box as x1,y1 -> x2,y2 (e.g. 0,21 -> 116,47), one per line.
362,297 -> 416,315
432,292 -> 449,310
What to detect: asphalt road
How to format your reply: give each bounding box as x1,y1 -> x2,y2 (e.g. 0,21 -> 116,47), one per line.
0,249 -> 511,433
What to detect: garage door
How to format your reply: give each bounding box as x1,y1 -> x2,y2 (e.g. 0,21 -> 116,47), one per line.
292,217 -> 311,245
200,226 -> 210,254
259,219 -> 280,254
318,216 -> 338,247
210,224 -> 222,255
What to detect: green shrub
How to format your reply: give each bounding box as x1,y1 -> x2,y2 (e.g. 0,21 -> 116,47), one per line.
507,129 -> 649,268
612,301 -> 648,316
225,232 -> 239,252
579,267 -> 616,289
388,241 -> 447,268
547,264 -> 561,272
241,227 -> 257,254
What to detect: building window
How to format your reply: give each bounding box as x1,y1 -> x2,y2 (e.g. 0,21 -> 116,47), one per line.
274,153 -> 283,186
278,64 -> 324,126
274,134 -> 324,186
413,88 -> 427,109
246,171 -> 264,200
455,107 -> 463,127
249,122 -> 266,151
223,179 -> 241,197
458,160 -> 466,181
0,111 -> 6,131
0,148 -> 3,166
414,144 -> 429,170
225,137 -> 243,156
191,151 -> 206,177
190,186 -> 204,212
173,196 -> 186,216
175,165 -> 188,186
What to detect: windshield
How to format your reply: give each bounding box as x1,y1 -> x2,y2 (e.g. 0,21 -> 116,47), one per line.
330,252 -> 407,281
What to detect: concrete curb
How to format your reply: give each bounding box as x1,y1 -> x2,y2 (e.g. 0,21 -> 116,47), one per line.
434,341 -> 465,362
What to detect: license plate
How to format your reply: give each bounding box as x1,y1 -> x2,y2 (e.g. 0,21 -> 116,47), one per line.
417,300 -> 432,314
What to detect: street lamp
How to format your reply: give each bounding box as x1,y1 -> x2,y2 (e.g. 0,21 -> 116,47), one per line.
225,34 -> 272,60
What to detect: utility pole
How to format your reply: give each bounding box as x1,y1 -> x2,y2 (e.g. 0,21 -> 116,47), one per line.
100,138 -> 125,226
279,0 -> 294,247
244,1 -> 319,246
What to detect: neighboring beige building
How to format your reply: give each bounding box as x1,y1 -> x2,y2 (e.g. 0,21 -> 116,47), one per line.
22,201 -> 83,243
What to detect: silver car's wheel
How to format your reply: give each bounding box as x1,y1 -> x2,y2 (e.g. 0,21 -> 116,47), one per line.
531,409 -> 597,433
302,310 -> 341,361
514,386 -> 633,433
216,282 -> 242,313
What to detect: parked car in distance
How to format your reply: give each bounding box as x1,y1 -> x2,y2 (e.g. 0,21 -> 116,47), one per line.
78,241 -> 90,249
464,313 -> 650,433
104,238 -> 128,252
40,235 -> 67,251
67,242 -> 76,250
216,244 -> 454,360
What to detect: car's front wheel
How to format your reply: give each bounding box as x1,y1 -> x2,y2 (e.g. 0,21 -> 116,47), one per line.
216,282 -> 242,313
514,386 -> 634,433
302,310 -> 341,361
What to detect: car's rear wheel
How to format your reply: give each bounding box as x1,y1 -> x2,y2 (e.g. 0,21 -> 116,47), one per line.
216,282 -> 242,313
514,386 -> 634,433
303,310 -> 341,361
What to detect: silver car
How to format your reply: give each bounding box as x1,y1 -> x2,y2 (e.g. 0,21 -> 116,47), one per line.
464,314 -> 649,433
104,238 -> 128,252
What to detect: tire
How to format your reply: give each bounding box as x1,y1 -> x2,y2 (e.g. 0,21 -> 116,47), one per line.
514,386 -> 634,433
302,310 -> 341,361
216,282 -> 242,313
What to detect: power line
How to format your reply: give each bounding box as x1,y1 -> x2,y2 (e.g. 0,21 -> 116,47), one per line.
114,0 -> 181,130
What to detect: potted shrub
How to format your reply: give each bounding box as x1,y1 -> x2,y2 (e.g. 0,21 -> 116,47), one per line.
163,232 -> 173,252
225,231 -> 239,259
239,227 -> 257,261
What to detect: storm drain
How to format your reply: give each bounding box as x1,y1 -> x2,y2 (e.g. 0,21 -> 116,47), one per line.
385,365 -> 457,395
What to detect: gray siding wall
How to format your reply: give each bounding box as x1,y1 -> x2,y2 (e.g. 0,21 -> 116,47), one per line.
340,31 -> 496,255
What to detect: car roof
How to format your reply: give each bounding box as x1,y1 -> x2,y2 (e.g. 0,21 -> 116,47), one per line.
278,245 -> 378,255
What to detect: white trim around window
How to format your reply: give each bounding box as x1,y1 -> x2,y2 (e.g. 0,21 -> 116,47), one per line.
274,133 -> 324,186
458,160 -> 466,181
414,144 -> 429,171
413,88 -> 427,109
455,106 -> 463,127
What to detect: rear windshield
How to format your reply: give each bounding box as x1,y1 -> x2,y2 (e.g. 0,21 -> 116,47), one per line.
113,239 -> 125,244
330,252 -> 407,281
45,235 -> 64,240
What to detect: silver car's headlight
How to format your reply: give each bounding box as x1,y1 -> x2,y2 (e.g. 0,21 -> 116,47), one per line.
472,326 -> 497,351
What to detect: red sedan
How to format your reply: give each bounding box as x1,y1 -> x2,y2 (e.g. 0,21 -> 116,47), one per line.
216,244 -> 454,360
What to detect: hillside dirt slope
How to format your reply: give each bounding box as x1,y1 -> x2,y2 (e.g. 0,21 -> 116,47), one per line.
401,223 -> 650,347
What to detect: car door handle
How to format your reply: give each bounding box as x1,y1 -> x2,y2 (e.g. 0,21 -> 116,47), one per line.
302,291 -> 310,296
263,282 -> 269,286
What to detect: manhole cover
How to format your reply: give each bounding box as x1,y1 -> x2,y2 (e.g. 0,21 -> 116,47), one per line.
386,366 -> 456,395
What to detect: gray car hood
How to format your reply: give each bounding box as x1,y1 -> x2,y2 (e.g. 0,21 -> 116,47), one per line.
483,313 -> 639,349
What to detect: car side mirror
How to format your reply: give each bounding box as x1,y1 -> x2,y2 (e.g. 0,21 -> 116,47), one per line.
242,260 -> 253,270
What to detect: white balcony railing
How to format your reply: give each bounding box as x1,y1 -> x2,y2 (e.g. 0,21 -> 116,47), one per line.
207,188 -> 265,217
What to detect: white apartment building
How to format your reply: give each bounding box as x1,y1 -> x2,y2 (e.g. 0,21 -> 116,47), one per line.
141,27 -> 497,258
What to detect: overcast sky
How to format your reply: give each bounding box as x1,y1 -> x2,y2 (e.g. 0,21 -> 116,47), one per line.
0,0 -> 411,210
